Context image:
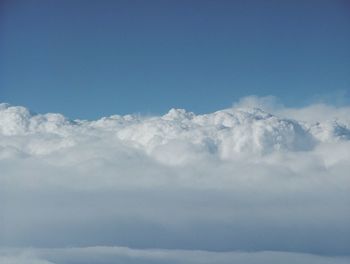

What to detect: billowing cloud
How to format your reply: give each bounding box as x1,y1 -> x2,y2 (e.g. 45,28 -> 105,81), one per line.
0,98 -> 349,263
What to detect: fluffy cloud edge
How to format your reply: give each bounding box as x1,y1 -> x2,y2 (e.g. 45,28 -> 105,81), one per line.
1,97 -> 350,166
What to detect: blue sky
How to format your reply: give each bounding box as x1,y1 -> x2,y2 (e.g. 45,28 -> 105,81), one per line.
1,0 -> 350,119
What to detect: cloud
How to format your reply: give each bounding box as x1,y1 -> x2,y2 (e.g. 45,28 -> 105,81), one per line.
3,100 -> 348,162
1,247 -> 349,264
232,95 -> 350,124
0,98 -> 350,262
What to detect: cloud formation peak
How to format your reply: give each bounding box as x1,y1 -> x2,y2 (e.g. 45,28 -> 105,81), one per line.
1,101 -> 349,163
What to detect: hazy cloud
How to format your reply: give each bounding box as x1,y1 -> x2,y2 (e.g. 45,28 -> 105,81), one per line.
1,247 -> 350,264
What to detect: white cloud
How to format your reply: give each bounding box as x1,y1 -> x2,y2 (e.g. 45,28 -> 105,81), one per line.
1,247 -> 349,264
3,101 -> 347,163
0,98 -> 349,262
232,95 -> 350,124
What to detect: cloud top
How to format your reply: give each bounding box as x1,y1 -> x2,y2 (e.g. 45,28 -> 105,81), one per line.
1,101 -> 349,164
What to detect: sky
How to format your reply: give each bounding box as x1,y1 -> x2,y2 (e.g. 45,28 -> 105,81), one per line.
1,0 -> 350,119
1,1 -> 350,263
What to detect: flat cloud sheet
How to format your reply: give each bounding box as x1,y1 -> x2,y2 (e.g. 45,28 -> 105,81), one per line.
1,97 -> 350,263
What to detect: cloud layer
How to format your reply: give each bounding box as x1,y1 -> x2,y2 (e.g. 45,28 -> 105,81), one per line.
1,247 -> 350,264
1,97 -> 350,263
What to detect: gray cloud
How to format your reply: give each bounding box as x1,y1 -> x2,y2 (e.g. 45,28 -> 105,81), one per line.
1,247 -> 350,264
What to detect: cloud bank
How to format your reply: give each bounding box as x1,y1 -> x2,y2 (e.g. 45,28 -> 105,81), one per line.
1,247 -> 350,264
1,97 -> 350,263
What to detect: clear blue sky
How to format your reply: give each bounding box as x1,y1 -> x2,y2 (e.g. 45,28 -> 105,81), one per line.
1,0 -> 350,119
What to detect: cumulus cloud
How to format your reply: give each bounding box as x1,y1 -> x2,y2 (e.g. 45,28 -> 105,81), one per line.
233,95 -> 350,124
3,100 -> 348,162
0,98 -> 349,263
